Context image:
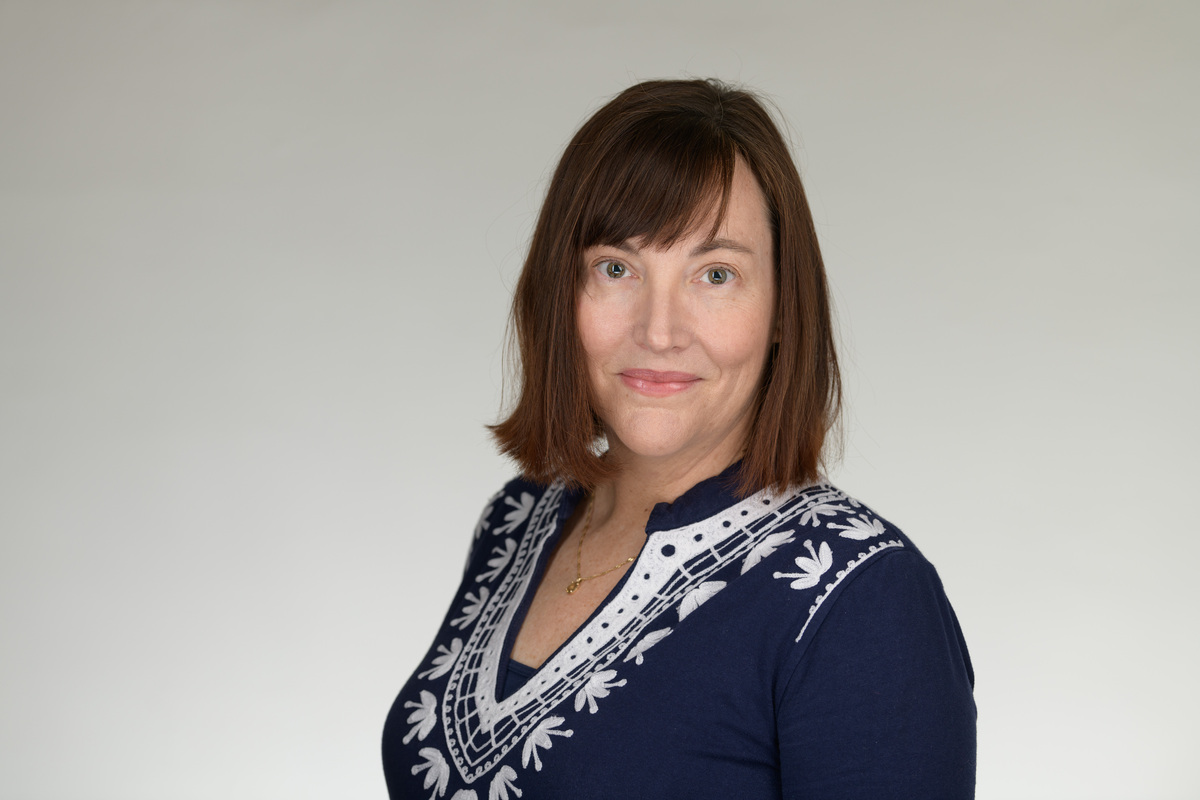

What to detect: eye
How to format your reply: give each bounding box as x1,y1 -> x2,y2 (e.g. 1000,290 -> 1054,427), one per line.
704,267 -> 731,285
601,260 -> 627,279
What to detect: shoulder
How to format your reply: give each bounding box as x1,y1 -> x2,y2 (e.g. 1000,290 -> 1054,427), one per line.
463,476 -> 574,572
760,480 -> 974,694
765,484 -> 977,795
749,481 -> 968,671
471,476 -> 557,534
749,481 -> 916,608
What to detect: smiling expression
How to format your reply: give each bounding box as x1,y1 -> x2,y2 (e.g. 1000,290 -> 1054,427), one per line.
576,159 -> 777,472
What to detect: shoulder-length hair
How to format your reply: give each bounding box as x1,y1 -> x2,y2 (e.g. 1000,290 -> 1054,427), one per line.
490,78 -> 841,495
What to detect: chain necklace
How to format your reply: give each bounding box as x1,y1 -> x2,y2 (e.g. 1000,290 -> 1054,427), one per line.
566,495 -> 638,595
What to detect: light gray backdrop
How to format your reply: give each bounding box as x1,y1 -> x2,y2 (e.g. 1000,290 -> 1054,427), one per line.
2,1 -> 1197,798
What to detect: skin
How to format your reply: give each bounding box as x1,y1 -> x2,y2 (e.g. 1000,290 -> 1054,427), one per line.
510,159 -> 777,668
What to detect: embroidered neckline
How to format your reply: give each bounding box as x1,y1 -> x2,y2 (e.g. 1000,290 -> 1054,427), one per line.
440,480 -> 849,783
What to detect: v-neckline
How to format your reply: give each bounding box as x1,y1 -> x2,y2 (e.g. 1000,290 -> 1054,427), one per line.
440,475 -> 819,783
494,461 -> 749,696
494,485 -> 647,701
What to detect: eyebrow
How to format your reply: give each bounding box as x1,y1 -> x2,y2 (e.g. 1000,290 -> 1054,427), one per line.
689,237 -> 755,257
609,237 -> 755,257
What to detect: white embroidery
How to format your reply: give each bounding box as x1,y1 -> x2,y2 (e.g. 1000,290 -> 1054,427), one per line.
450,791 -> 478,800
793,539 -> 905,642
488,766 -> 522,799
477,539 -> 516,583
574,670 -> 626,714
741,529 -> 795,574
403,690 -> 438,744
773,539 -> 833,589
678,580 -> 726,621
521,716 -> 573,771
473,493 -> 501,541
798,501 -> 850,527
418,638 -> 463,680
436,481 -> 892,785
412,747 -> 450,799
830,514 -> 886,540
623,627 -> 672,665
495,492 -> 535,535
451,588 -> 489,630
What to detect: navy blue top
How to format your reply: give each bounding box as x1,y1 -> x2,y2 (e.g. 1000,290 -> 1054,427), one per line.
383,466 -> 976,798
501,659 -> 536,699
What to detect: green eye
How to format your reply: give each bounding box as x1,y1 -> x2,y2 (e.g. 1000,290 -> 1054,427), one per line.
706,268 -> 729,285
604,261 -> 626,279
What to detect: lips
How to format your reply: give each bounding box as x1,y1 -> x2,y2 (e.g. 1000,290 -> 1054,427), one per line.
619,369 -> 699,397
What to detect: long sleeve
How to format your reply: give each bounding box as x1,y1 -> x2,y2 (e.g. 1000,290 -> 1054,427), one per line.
778,550 -> 977,799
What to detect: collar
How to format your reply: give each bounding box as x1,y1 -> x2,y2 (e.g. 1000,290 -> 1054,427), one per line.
554,460 -> 747,535
644,460 -> 746,533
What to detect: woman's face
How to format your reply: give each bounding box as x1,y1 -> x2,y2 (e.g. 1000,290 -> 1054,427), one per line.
577,160 -> 776,473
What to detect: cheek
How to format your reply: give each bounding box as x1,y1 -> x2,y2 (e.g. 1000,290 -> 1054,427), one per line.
709,309 -> 775,375
576,298 -> 623,367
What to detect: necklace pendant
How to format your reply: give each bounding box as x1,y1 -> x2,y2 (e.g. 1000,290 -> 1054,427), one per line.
566,578 -> 582,595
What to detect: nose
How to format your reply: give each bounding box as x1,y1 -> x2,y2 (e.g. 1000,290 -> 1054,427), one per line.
634,279 -> 690,353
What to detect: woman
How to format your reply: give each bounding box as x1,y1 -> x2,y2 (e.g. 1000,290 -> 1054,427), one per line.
383,79 -> 976,799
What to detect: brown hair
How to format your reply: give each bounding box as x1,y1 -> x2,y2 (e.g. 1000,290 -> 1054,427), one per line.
490,78 -> 841,495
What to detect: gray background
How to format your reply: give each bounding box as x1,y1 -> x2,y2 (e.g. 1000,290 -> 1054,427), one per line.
2,1 -> 1197,798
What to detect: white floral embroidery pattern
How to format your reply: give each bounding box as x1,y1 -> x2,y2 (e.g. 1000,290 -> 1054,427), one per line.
437,481 -> 893,785
830,514 -> 886,540
488,765 -> 522,799
403,690 -> 438,744
798,501 -> 850,527
794,539 -> 904,642
741,529 -> 795,574
623,627 -> 672,665
450,791 -> 478,800
773,539 -> 832,589
521,716 -> 573,771
678,580 -> 726,621
451,587 -> 489,630
417,638 -> 463,680
473,495 -> 499,541
477,539 -> 516,583
411,747 -> 450,799
574,669 -> 627,714
495,492 -> 535,535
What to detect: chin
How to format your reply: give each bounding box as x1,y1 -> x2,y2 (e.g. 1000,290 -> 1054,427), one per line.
604,418 -> 698,461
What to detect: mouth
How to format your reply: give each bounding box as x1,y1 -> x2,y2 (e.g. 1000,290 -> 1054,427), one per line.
619,369 -> 700,397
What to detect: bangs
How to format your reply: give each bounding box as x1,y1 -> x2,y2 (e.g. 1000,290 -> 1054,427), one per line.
578,120 -> 737,251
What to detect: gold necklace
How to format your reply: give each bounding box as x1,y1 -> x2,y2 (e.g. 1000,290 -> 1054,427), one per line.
566,495 -> 637,595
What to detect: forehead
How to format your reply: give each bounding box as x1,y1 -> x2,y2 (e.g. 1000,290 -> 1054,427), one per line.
616,159 -> 771,256
711,160 -> 770,244
585,157 -> 771,255
576,129 -> 734,250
